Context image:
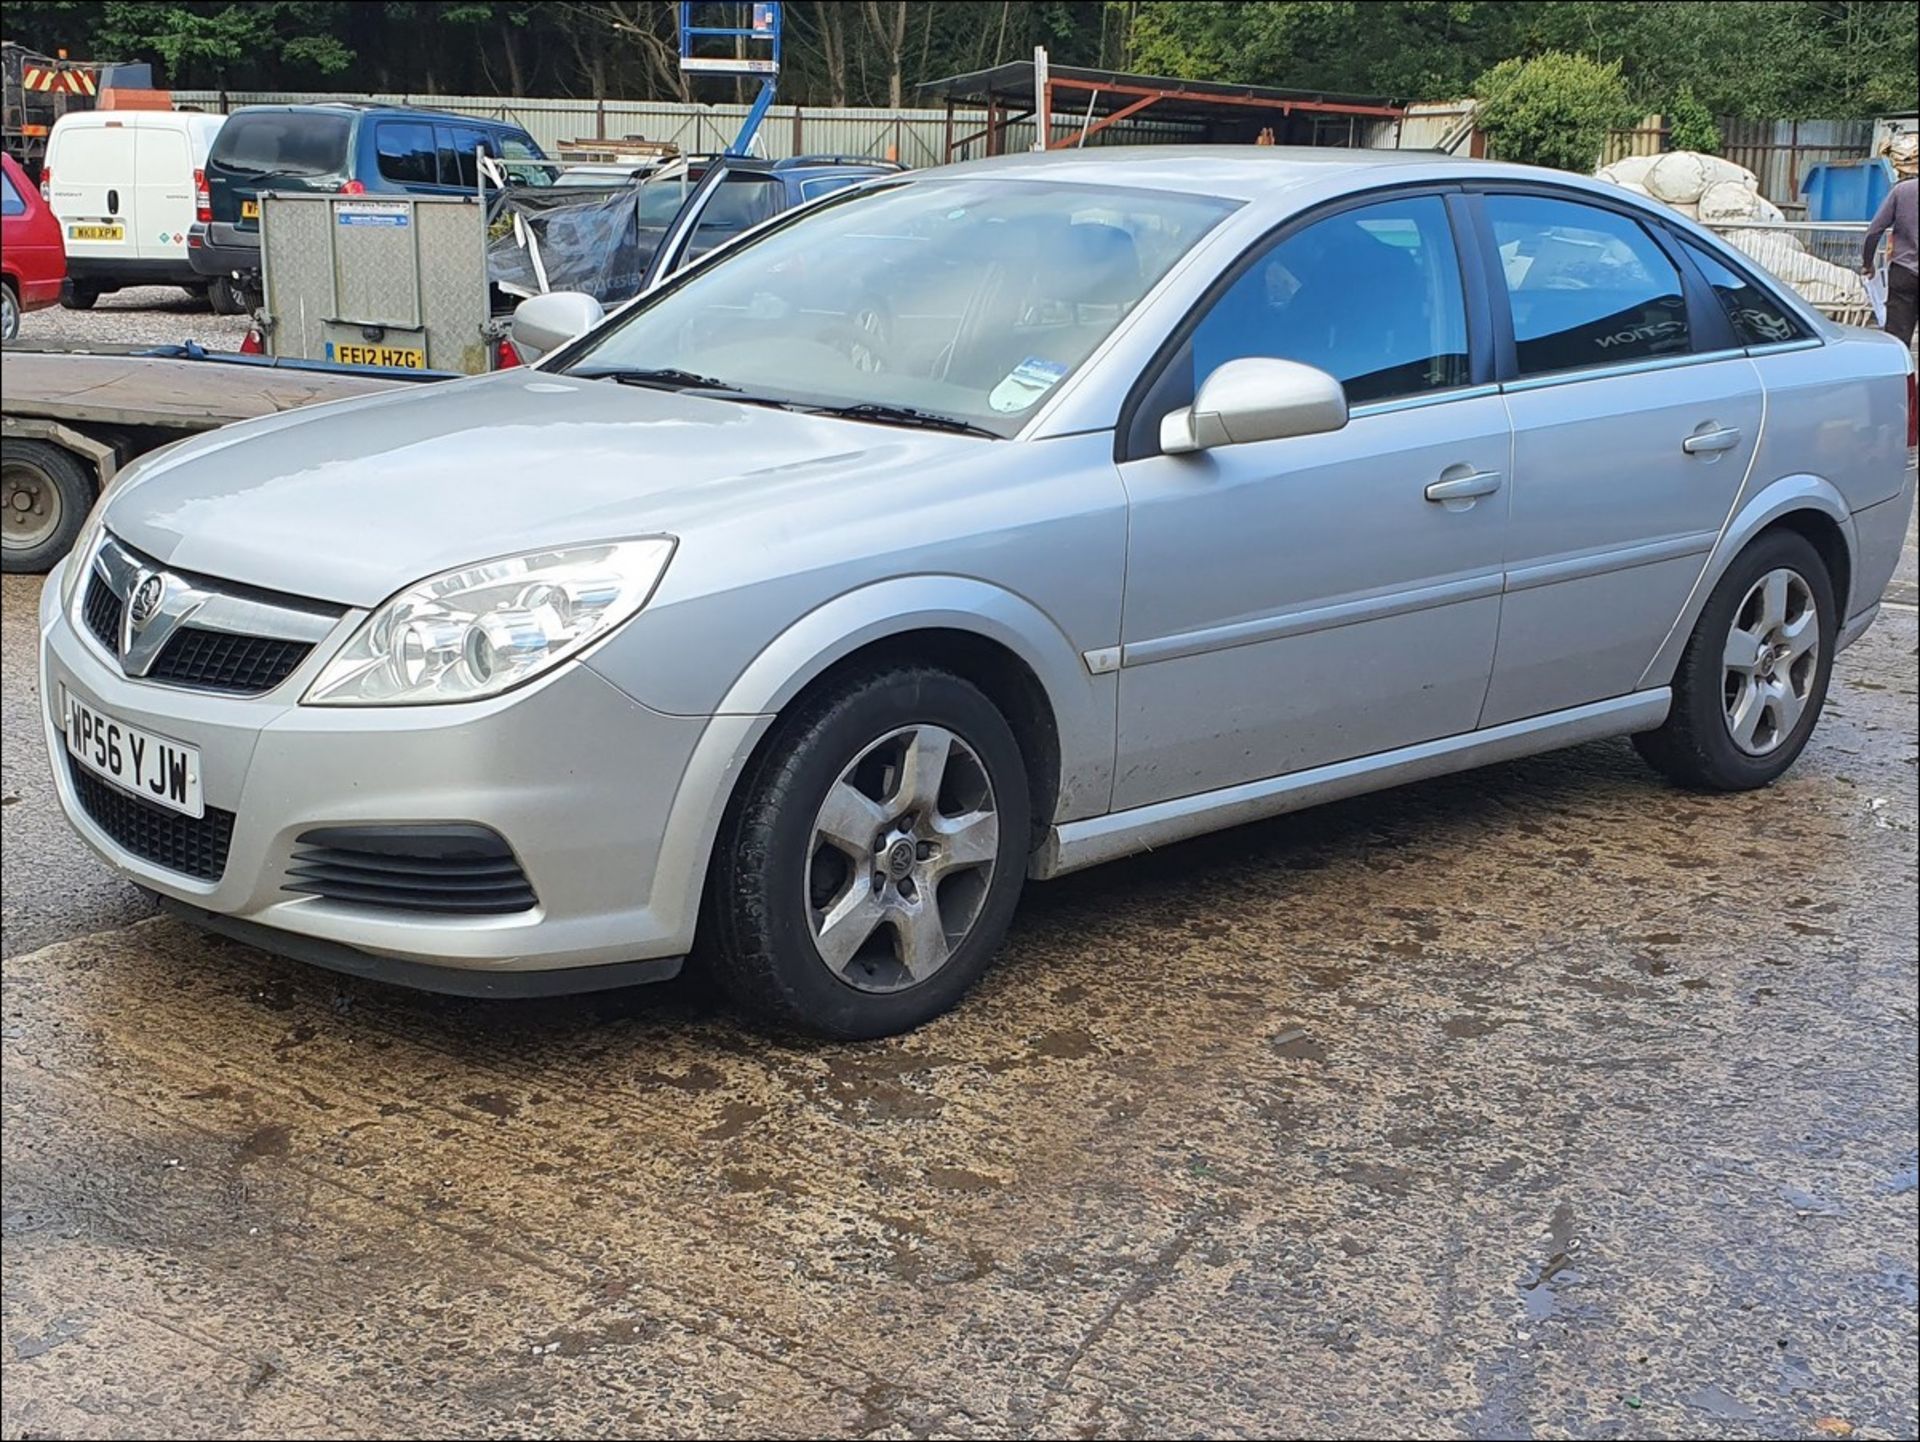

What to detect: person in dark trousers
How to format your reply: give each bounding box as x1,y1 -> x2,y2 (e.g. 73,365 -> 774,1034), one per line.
1861,134 -> 1917,349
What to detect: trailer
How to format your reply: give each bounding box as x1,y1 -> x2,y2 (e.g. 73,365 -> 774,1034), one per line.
2,343 -> 452,572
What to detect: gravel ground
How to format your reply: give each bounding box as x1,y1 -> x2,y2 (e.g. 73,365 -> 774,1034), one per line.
14,284 -> 252,350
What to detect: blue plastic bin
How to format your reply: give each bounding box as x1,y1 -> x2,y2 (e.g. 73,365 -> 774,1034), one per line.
1799,158 -> 1895,222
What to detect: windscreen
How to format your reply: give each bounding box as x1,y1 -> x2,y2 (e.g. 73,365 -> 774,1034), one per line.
563,177 -> 1236,437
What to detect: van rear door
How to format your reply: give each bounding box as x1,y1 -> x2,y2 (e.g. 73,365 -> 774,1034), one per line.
48,120 -> 135,261
134,121 -> 195,261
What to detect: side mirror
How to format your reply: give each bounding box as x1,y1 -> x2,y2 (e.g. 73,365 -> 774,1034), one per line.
1160,357 -> 1349,454
509,290 -> 605,363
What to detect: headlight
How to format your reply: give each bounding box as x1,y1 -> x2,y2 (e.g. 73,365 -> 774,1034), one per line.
303,539 -> 675,706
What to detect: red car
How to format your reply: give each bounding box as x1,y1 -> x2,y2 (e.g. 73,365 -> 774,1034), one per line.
2,151 -> 66,341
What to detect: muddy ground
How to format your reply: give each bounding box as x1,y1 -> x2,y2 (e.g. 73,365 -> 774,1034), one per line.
2,508 -> 1916,1439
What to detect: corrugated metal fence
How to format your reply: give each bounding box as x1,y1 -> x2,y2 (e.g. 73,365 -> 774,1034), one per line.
168,91 -> 1194,165
1604,114 -> 1875,209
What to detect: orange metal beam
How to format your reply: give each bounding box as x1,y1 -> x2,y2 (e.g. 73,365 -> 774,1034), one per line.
1047,92 -> 1161,149
1045,74 -> 1403,120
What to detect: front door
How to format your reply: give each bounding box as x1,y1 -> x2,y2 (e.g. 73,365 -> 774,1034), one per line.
1477,192 -> 1763,725
1112,192 -> 1511,812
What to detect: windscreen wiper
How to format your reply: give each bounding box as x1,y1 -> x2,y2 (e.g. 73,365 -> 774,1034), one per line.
804,402 -> 999,439
584,366 -> 742,393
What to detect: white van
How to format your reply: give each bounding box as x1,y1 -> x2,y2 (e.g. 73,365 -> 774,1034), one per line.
44,109 -> 227,308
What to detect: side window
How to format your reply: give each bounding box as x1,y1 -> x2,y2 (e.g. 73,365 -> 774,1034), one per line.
0,169 -> 24,217
1681,238 -> 1804,347
1486,194 -> 1690,375
1187,194 -> 1470,406
498,133 -> 550,187
799,174 -> 860,202
374,121 -> 439,185
435,127 -> 489,189
686,177 -> 782,257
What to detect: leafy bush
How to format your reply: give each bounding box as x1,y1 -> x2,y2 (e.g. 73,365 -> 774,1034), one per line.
1665,87 -> 1722,155
1474,52 -> 1638,173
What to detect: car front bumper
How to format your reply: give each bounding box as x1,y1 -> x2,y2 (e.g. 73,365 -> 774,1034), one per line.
39,554 -> 769,986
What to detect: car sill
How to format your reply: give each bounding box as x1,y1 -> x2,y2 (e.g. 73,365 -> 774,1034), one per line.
1032,690 -> 1671,880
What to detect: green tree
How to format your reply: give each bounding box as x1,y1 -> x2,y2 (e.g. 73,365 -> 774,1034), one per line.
1473,50 -> 1636,171
1664,85 -> 1719,154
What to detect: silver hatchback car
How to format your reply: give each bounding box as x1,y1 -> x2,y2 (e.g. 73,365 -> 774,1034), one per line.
39,148 -> 1918,1037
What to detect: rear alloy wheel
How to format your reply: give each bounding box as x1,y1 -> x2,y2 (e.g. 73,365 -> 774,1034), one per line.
207,275 -> 245,316
1,439 -> 93,574
706,666 -> 1030,1038
1634,529 -> 1835,790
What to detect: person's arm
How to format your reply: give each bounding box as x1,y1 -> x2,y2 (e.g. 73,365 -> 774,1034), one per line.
1861,188 -> 1897,272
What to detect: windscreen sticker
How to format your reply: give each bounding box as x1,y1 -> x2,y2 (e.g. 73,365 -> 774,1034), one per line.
989,356 -> 1069,414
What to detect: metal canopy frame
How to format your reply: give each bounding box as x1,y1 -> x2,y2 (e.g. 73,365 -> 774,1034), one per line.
920,59 -> 1405,159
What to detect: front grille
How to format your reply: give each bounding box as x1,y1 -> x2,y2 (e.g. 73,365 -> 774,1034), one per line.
146,627 -> 313,694
83,572 -> 123,651
67,752 -> 235,881
285,826 -> 538,915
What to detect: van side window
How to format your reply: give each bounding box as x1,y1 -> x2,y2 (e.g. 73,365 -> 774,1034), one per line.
1486,194 -> 1690,375
1681,238 -> 1805,347
375,121 -> 438,185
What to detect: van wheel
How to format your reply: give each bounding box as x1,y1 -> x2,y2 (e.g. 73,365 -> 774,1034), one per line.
206,276 -> 245,315
705,666 -> 1030,1039
185,282 -> 212,310
61,280 -> 101,311
1633,529 -> 1836,791
2,439 -> 94,574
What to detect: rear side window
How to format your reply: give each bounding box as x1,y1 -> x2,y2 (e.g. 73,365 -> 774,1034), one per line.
1,169 -> 23,216
436,127 -> 492,189
375,121 -> 439,185
1187,194 -> 1471,405
210,111 -> 351,177
1681,239 -> 1804,347
799,174 -> 863,202
1487,194 -> 1690,375
688,176 -> 781,253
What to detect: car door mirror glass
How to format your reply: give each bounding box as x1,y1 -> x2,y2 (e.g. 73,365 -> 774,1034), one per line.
511,290 -> 605,362
1161,357 -> 1349,454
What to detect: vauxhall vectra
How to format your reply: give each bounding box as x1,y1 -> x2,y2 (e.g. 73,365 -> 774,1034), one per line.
40,148 -> 1918,1037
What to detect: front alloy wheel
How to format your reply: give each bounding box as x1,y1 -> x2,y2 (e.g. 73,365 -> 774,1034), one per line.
706,665 -> 1030,1038
806,724 -> 1000,992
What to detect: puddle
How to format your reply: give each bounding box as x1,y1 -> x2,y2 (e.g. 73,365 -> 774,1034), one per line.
1516,1201 -> 1582,1320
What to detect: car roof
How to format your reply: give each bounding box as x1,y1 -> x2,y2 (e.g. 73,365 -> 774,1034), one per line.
230,102 -> 527,130
930,144 -> 1540,201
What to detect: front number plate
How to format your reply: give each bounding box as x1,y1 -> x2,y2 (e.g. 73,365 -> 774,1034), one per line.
61,688 -> 204,819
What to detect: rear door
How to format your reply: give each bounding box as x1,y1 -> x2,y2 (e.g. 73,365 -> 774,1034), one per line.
47,120 -> 134,262
133,121 -> 194,261
1477,190 -> 1763,726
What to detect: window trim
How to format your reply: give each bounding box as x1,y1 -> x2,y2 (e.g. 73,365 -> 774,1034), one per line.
1466,181 -> 1742,384
1116,182 -> 1488,464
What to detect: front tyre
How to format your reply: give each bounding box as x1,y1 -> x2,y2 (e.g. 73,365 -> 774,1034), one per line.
706,666 -> 1030,1039
1633,529 -> 1836,791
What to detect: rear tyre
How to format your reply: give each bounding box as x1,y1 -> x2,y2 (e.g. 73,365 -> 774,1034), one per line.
1633,529 -> 1836,791
206,275 -> 245,316
1,439 -> 94,574
1,281 -> 18,342
60,280 -> 101,311
705,666 -> 1031,1039
184,282 -> 212,310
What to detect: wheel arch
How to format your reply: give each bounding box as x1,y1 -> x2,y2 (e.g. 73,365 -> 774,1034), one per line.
1638,474 -> 1857,690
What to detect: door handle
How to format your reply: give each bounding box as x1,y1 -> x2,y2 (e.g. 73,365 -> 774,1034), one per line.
107,188 -> 119,215
1683,425 -> 1742,454
1425,468 -> 1503,503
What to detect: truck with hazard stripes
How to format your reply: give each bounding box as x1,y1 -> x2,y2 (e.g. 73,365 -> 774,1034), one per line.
2,41 -> 149,180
